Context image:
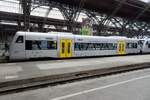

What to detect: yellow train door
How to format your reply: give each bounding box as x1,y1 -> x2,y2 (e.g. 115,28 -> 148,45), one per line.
66,40 -> 72,57
121,42 -> 125,54
60,39 -> 72,58
60,39 -> 66,58
118,41 -> 126,55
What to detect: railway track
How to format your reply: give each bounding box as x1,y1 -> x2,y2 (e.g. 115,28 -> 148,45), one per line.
0,63 -> 150,95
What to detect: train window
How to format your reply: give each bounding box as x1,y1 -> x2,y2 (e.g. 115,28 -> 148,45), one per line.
138,40 -> 144,45
47,41 -> 57,50
83,43 -> 88,50
87,43 -> 95,50
25,40 -> 57,50
32,41 -> 41,50
74,42 -> 117,51
99,43 -> 103,50
95,43 -> 100,50
79,43 -> 82,50
126,43 -> 137,49
26,40 -> 41,50
75,43 -> 79,51
74,43 -> 78,50
108,43 -> 115,50
16,36 -> 23,43
126,43 -> 130,48
26,40 -> 32,50
75,43 -> 87,51
103,43 -> 110,50
138,40 -> 144,48
134,43 -> 138,48
114,43 -> 117,49
40,41 -> 48,50
148,43 -> 150,48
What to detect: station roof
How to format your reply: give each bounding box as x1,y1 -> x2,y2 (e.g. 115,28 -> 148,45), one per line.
50,0 -> 150,22
0,11 -> 144,36
0,11 -> 81,27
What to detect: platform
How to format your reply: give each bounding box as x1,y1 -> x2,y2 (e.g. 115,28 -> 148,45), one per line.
0,54 -> 150,92
1,66 -> 150,100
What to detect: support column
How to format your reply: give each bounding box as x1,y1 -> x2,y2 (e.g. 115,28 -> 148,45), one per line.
21,0 -> 31,31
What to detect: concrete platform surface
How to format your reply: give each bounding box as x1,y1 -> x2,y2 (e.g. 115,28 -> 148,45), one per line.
0,55 -> 150,83
1,64 -> 150,100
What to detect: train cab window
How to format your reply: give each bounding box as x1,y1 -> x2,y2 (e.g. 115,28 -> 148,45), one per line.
16,36 -> 23,43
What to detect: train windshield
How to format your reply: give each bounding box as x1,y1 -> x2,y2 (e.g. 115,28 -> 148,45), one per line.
138,40 -> 145,48
16,36 -> 24,43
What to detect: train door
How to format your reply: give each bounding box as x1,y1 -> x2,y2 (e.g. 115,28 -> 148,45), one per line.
60,39 -> 72,58
118,41 -> 126,55
66,39 -> 72,57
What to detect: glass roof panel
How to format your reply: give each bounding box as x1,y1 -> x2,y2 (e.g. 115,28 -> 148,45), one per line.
140,0 -> 150,3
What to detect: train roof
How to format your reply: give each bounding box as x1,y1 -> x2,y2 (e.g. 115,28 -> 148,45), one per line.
48,32 -> 73,35
15,31 -> 138,40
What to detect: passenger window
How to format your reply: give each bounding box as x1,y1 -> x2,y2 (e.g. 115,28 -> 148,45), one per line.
95,43 -> 100,50
26,40 -> 57,50
114,43 -> 117,49
32,41 -> 41,50
134,43 -> 138,48
54,41 -> 57,49
47,41 -> 57,50
25,40 -> 32,50
41,41 -> 48,50
16,36 -> 23,43
88,43 -> 95,50
148,44 -> 150,48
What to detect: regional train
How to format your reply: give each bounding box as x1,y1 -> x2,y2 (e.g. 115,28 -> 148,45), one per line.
8,31 -> 150,60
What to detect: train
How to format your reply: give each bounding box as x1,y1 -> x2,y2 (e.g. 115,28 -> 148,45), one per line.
8,31 -> 150,60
